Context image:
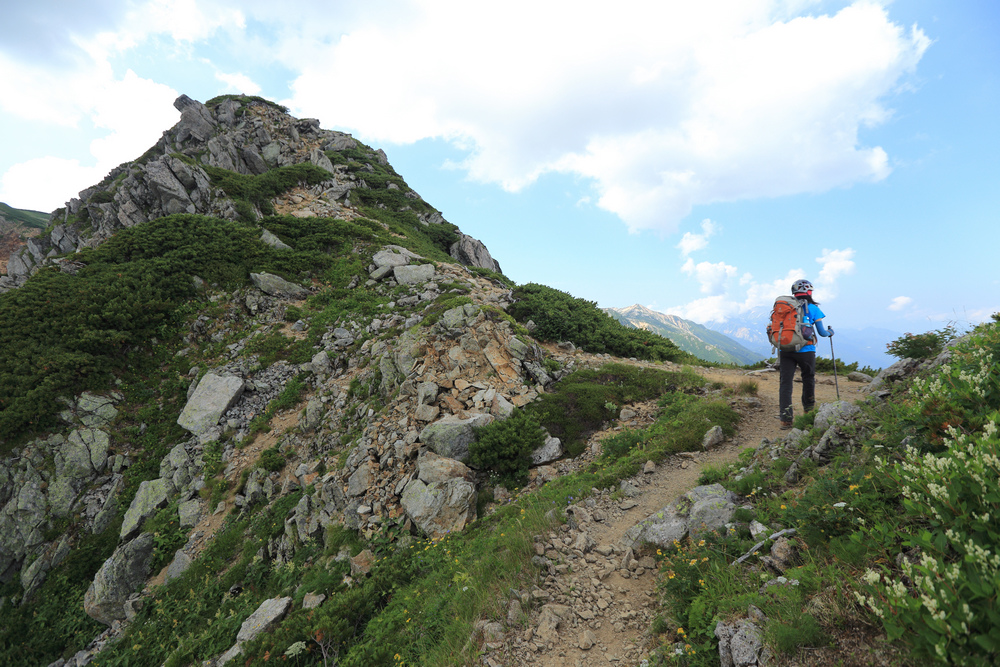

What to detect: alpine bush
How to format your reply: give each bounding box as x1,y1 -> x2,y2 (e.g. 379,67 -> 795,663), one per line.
886,325 -> 959,360
507,283 -> 693,363
469,409 -> 546,487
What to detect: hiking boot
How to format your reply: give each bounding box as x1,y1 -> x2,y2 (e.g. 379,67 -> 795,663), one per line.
780,421 -> 793,430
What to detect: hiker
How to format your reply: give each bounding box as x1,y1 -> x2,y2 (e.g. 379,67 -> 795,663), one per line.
778,279 -> 833,429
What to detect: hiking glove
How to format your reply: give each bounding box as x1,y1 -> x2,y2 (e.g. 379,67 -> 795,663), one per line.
827,327 -> 834,336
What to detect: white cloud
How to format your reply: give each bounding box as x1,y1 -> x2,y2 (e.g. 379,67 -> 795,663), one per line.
817,248 -> 856,286
0,67 -> 177,211
677,219 -> 718,257
682,257 -> 738,295
0,157 -> 104,214
284,0 -> 928,233
214,70 -> 262,95
889,296 -> 913,311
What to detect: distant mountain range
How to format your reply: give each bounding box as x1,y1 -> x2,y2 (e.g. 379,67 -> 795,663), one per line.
604,304 -> 766,365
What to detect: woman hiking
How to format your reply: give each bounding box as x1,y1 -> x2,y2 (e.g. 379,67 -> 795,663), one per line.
779,279 -> 834,429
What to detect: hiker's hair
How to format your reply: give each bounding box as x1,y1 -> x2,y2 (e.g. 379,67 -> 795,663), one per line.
799,293 -> 820,306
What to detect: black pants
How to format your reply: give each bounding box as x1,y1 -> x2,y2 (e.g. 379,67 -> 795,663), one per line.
779,350 -> 815,422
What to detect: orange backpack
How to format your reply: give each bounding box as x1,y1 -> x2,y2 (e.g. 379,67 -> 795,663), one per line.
766,296 -> 815,352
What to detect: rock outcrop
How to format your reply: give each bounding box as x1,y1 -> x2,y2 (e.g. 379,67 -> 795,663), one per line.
1,95 -> 500,293
83,533 -> 156,625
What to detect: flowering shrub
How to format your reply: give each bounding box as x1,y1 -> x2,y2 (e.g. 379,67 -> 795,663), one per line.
855,326 -> 1000,663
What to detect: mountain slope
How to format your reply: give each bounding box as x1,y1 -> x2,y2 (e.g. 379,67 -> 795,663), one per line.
606,303 -> 765,365
0,202 -> 49,229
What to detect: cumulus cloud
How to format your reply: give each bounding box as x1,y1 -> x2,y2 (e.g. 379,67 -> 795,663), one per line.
677,219 -> 718,257
889,296 -> 913,311
0,1 -> 929,221
817,248 -> 856,291
668,245 -> 855,324
214,70 -> 262,95
682,257 -> 738,295
283,0 -> 929,233
0,64 -> 178,211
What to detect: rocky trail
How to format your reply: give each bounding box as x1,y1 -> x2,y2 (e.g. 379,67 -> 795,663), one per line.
485,360 -> 866,667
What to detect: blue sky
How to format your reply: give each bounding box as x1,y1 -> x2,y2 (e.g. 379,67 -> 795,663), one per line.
2,0 -> 998,344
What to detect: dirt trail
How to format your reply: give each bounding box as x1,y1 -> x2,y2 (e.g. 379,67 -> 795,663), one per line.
502,361 -> 866,667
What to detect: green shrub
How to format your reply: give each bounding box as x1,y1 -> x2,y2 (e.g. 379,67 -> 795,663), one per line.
469,409 -> 546,487
258,446 -> 286,472
507,283 -> 694,363
525,363 -> 701,456
885,325 -> 959,360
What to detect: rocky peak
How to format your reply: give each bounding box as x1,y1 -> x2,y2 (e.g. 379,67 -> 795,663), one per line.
0,94 -> 500,292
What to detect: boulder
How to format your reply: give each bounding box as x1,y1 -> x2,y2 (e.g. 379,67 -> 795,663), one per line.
120,479 -> 169,540
813,401 -> 860,432
347,464 -> 372,497
177,373 -> 245,436
449,232 -> 502,273
249,272 -> 310,299
715,618 -> 765,667
178,499 -> 201,528
261,228 -> 291,250
164,549 -> 192,584
74,392 -> 119,427
219,596 -> 294,664
393,264 -> 435,285
302,397 -> 324,432
372,247 -> 418,269
702,425 -> 725,450
530,436 -> 563,466
622,484 -> 738,549
400,477 -> 477,539
419,413 -> 494,463
84,533 -> 156,625
417,451 -> 473,484
237,596 -> 293,643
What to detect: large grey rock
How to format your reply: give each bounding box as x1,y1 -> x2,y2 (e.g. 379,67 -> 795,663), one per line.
56,429 -> 110,481
84,533 -> 155,625
865,357 -> 921,394
715,619 -> 765,667
813,401 -> 860,432
177,373 -> 245,435
400,477 -> 477,539
530,436 -> 563,466
261,228 -> 291,250
120,479 -> 169,540
178,499 -> 201,528
702,425 -> 725,450
249,272 -> 310,299
74,392 -> 119,427
164,549 -> 192,584
393,263 -> 435,285
449,232 -> 502,273
419,413 -> 494,463
417,451 -> 473,485
622,484 -> 738,549
237,596 -> 293,643
218,596 -> 294,665
372,246 -> 418,269
174,94 -> 217,142
302,397 -> 324,433
347,464 -> 372,497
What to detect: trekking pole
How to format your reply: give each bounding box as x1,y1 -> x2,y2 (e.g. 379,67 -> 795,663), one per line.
829,335 -> 840,400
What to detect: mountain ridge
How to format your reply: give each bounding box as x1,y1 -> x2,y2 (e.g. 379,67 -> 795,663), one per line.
605,303 -> 765,365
